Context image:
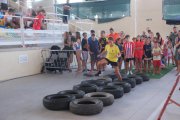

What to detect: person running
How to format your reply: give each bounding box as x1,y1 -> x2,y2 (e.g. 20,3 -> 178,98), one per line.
143,37 -> 152,73
95,37 -> 122,81
134,35 -> 144,73
116,38 -> 123,70
81,32 -> 89,72
152,41 -> 162,74
88,33 -> 100,73
123,35 -> 135,75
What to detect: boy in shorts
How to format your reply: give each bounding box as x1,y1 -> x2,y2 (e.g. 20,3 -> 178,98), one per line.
88,33 -> 100,73
95,37 -> 122,81
123,35 -> 135,75
81,32 -> 88,72
152,42 -> 162,74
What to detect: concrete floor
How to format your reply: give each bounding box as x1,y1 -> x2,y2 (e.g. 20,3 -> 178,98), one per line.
0,68 -> 179,120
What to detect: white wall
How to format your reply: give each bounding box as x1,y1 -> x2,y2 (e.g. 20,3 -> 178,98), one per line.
0,49 -> 42,81
93,0 -> 180,39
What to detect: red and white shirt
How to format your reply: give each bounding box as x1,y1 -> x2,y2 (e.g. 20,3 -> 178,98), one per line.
123,42 -> 135,58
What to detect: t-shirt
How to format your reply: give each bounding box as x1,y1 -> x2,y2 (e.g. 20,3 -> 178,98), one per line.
134,41 -> 144,57
88,37 -> 99,54
108,33 -> 119,42
123,42 -> 135,58
116,43 -> 123,51
99,37 -> 107,48
81,38 -> 88,51
105,44 -> 120,62
169,32 -> 178,46
152,47 -> 161,60
33,14 -> 44,30
144,44 -> 152,58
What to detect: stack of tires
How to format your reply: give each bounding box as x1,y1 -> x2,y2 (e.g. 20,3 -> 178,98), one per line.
43,73 -> 150,115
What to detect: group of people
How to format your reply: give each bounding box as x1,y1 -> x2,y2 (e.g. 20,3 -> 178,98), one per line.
63,27 -> 180,81
0,4 -> 46,30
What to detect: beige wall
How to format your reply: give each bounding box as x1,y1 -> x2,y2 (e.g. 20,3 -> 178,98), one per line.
0,49 -> 42,81
94,0 -> 180,39
32,0 -> 54,13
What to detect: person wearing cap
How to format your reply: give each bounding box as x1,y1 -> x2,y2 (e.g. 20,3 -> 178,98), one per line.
95,37 -> 122,81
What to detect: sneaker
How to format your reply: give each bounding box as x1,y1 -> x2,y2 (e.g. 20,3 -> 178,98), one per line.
95,71 -> 101,76
130,71 -> 133,75
127,71 -> 130,75
99,72 -> 104,76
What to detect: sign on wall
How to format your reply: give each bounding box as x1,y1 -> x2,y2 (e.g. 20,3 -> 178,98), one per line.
19,54 -> 28,64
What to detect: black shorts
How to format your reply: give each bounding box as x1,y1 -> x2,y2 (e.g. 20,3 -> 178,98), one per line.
105,58 -> 118,67
126,58 -> 134,62
1,3 -> 8,10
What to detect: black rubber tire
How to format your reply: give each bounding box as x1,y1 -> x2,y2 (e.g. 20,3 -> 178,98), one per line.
70,98 -> 103,115
81,80 -> 105,87
43,94 -> 75,110
96,78 -> 112,85
135,76 -> 143,84
84,92 -> 114,106
107,74 -> 117,80
123,78 -> 136,88
73,83 -> 98,94
127,74 -> 136,79
97,85 -> 124,99
58,90 -> 85,99
136,73 -> 150,81
108,81 -> 131,93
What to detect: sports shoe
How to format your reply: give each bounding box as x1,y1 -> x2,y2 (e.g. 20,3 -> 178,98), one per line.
99,72 -> 104,76
95,71 -> 101,76
127,71 -> 130,75
130,71 -> 133,75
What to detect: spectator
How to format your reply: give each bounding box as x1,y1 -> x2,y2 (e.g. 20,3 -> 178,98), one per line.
108,28 -> 119,42
99,30 -> 108,53
63,0 -> 71,23
63,31 -> 73,72
152,41 -> 162,74
33,9 -> 45,30
24,9 -> 36,29
156,32 -> 164,48
116,38 -> 123,70
167,38 -> 174,66
134,35 -> 144,73
73,32 -> 82,72
4,8 -> 15,28
162,44 -> 168,66
81,32 -> 89,72
123,35 -> 135,75
144,37 -> 152,73
175,30 -> 180,75
88,33 -> 99,73
169,27 -> 178,47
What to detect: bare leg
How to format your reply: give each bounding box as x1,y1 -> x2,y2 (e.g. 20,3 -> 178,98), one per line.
148,60 -> 151,72
114,66 -> 122,81
144,60 -> 147,73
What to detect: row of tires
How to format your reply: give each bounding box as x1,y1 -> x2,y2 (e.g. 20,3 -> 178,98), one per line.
43,73 -> 150,115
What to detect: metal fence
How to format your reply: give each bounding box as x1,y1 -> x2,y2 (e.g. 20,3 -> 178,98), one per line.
0,14 -> 69,47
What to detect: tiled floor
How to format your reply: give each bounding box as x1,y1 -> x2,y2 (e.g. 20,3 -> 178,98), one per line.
0,68 -> 179,120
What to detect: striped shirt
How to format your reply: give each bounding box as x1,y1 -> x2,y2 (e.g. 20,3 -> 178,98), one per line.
123,42 -> 135,58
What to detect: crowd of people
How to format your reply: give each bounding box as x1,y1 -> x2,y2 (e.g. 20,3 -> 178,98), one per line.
0,4 -> 46,30
63,27 -> 180,81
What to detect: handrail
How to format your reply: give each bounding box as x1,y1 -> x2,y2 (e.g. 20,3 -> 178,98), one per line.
46,12 -> 68,17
